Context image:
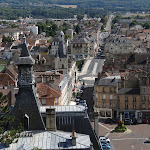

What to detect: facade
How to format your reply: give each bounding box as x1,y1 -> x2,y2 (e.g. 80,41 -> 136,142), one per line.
70,32 -> 90,60
0,73 -> 16,106
94,72 -> 150,123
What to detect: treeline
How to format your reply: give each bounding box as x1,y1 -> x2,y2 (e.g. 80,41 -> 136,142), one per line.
0,7 -> 106,19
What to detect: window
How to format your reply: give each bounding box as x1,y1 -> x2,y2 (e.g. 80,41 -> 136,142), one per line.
133,104 -> 136,109
125,104 -> 128,109
149,88 -> 150,94
96,94 -> 98,99
149,104 -> 150,109
142,104 -> 145,109
110,87 -> 113,92
110,95 -> 113,100
118,103 -> 120,109
133,96 -> 136,102
103,87 -> 105,92
103,102 -> 106,108
125,96 -> 128,102
62,64 -> 64,69
95,101 -> 98,107
117,96 -> 120,101
142,87 -> 146,94
55,98 -> 58,104
42,99 -> 46,105
142,96 -> 146,102
109,103 -> 112,108
103,95 -> 106,100
149,96 -> 150,102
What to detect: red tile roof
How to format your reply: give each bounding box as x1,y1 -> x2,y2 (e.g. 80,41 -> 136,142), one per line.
37,83 -> 61,98
0,73 -> 15,86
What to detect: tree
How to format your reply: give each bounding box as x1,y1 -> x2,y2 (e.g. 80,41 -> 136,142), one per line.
0,92 -> 24,147
2,36 -> 12,43
129,20 -> 138,27
74,25 -> 81,34
77,14 -> 83,21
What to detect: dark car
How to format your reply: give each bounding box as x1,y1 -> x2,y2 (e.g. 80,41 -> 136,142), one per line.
130,118 -> 137,125
81,85 -> 85,90
124,118 -> 131,125
105,118 -> 112,124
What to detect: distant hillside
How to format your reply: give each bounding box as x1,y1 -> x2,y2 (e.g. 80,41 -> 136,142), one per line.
0,0 -> 150,10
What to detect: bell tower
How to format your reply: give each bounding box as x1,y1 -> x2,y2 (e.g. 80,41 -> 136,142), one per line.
14,36 -> 45,130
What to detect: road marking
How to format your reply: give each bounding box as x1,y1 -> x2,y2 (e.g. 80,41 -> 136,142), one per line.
112,138 -> 147,141
132,145 -> 134,149
98,123 -> 112,131
92,62 -> 98,75
105,132 -> 110,137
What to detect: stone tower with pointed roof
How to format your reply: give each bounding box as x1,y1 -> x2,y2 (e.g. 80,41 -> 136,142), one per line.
13,36 -> 45,130
55,31 -> 68,74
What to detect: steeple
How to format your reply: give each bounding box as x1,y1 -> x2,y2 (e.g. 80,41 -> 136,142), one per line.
13,37 -> 45,130
20,36 -> 30,57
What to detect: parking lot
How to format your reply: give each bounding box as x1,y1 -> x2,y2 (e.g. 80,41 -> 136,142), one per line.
98,122 -> 150,150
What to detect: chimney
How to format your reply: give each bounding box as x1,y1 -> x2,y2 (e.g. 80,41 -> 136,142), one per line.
71,130 -> 76,146
46,108 -> 56,131
98,72 -> 101,79
94,112 -> 99,137
121,76 -> 125,88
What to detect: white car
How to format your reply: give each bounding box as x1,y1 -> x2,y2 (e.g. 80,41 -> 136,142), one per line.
144,138 -> 150,143
99,136 -> 110,143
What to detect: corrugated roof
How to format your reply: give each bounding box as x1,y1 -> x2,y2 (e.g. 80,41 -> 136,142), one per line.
40,105 -> 86,113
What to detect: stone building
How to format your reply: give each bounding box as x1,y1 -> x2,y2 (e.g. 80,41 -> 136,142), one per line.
55,31 -> 68,74
94,68 -> 150,123
70,32 -> 90,60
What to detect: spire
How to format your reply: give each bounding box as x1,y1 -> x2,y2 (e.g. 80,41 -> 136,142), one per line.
20,35 -> 30,57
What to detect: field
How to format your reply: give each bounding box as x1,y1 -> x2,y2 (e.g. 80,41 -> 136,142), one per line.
54,4 -> 77,8
122,13 -> 150,18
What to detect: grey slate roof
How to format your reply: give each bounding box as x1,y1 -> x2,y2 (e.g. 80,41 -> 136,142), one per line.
4,130 -> 91,150
95,76 -> 121,86
118,88 -> 140,95
16,40 -> 35,65
56,41 -> 67,58
20,43 -> 30,57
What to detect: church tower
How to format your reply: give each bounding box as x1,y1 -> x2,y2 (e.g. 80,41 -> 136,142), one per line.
55,31 -> 68,74
13,37 -> 45,130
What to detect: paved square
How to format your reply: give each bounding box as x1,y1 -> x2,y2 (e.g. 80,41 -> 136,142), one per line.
98,122 -> 150,150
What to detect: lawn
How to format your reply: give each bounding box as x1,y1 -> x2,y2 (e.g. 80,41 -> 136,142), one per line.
0,59 -> 8,72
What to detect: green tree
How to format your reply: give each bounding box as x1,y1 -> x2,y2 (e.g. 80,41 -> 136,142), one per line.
0,92 -> 24,146
129,20 -> 138,27
74,25 -> 81,34
77,14 -> 83,21
2,36 -> 12,43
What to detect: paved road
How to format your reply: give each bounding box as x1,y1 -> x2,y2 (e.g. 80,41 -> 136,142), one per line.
78,58 -> 104,86
98,122 -> 150,150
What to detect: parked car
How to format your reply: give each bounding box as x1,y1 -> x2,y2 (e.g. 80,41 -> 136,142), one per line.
99,136 -> 110,143
144,138 -> 150,143
81,85 -> 84,90
105,118 -> 112,124
143,118 -> 149,124
130,118 -> 137,125
100,141 -> 111,149
124,118 -> 131,125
